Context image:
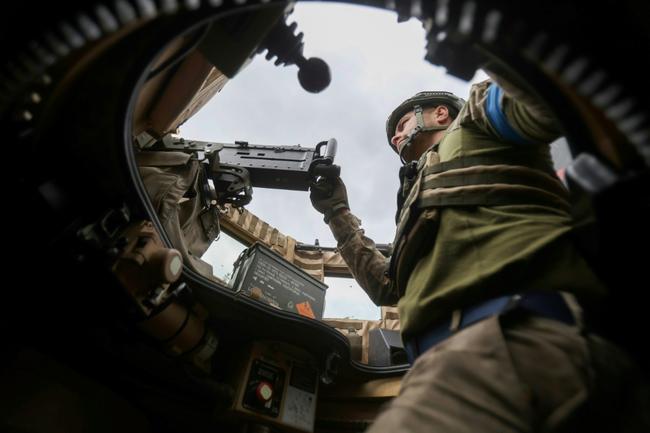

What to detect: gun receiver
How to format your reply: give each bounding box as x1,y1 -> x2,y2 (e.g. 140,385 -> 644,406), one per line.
155,134 -> 339,207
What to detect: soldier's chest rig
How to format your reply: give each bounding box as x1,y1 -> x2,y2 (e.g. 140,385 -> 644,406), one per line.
388,147 -> 571,294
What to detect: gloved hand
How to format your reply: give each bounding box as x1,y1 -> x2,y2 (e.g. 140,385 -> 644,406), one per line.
310,176 -> 349,223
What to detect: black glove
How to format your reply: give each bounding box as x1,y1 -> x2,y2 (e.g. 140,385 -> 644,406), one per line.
310,176 -> 349,223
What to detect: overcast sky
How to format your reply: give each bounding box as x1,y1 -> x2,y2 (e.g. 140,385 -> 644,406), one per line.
180,3 -> 490,319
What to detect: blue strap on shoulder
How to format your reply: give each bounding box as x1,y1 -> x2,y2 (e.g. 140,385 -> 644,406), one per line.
485,84 -> 534,145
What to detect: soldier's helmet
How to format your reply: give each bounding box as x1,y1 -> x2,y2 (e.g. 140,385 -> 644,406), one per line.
385,91 -> 465,152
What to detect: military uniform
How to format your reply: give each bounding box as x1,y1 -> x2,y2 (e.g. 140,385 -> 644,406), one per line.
326,80 -> 649,432
330,79 -> 604,340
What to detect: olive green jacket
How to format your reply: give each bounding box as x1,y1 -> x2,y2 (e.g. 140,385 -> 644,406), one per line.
329,79 -> 605,341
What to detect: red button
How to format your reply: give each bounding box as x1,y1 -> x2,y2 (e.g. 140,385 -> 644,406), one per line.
256,381 -> 273,402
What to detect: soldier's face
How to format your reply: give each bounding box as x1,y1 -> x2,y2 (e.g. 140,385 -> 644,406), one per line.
392,112 -> 417,150
391,107 -> 443,161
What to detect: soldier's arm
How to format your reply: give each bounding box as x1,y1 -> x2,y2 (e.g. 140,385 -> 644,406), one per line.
327,209 -> 399,306
461,68 -> 562,144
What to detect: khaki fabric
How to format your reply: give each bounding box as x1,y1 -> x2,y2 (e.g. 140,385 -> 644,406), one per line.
328,211 -> 398,306
367,314 -> 650,433
137,151 -> 220,280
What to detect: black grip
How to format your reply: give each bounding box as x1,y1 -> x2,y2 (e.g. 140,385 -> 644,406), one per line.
314,138 -> 337,162
312,164 -> 341,179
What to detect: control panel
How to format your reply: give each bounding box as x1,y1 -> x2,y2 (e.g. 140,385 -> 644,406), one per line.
242,359 -> 285,417
229,341 -> 319,433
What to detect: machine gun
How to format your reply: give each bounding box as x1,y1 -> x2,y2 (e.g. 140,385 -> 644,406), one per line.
153,134 -> 340,208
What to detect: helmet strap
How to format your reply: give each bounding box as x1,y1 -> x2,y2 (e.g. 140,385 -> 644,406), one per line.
397,105 -> 448,164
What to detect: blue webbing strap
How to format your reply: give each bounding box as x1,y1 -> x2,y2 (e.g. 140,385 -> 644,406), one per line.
485,84 -> 535,145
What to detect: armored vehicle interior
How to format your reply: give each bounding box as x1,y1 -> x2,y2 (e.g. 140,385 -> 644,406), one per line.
2,1 -> 648,432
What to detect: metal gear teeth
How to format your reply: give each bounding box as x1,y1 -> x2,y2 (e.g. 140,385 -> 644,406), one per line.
560,57 -> 590,85
560,55 -> 650,164
481,9 -> 501,44
553,48 -> 650,162
391,0 -> 417,22
629,129 -> 650,161
628,131 -> 650,165
77,14 -> 102,41
577,69 -> 607,97
422,17 -> 434,33
17,110 -> 33,122
59,22 -> 85,49
185,0 -> 201,10
422,1 -> 448,57
28,92 -> 42,105
423,0 -> 488,81
2,0 -> 239,120
95,5 -> 120,32
416,1 -> 643,167
16,52 -> 41,77
592,84 -> 623,109
1,2 -> 112,119
28,41 -> 56,68
135,0 -> 157,18
523,32 -> 548,62
618,112 -> 647,134
115,0 -> 138,23
161,0 -> 180,14
13,88 -> 43,128
458,1 -> 476,36
618,113 -> 649,160
435,0 -> 450,28
43,32 -> 70,57
410,0 -> 423,20
542,44 -> 570,74
605,98 -> 636,121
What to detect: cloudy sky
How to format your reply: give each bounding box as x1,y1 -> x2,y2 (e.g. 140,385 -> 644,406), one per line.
180,2 -> 490,319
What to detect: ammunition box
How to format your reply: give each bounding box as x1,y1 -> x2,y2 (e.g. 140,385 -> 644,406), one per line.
231,243 -> 327,319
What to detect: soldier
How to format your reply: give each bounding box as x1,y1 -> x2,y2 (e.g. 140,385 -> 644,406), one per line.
309,76 -> 649,431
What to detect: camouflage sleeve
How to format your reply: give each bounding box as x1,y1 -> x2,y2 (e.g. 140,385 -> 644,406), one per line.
327,211 -> 399,306
459,71 -> 562,144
